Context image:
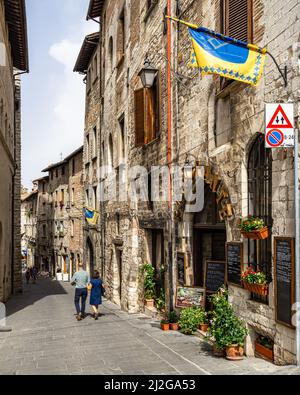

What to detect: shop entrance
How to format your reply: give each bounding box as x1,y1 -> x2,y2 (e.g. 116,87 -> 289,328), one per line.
193,185 -> 226,287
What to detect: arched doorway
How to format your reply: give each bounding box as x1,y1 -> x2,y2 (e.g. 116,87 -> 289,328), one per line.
193,184 -> 227,286
86,238 -> 94,276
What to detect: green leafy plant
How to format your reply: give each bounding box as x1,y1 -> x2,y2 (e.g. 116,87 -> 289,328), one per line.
178,307 -> 205,335
239,216 -> 265,232
142,264 -> 156,300
207,287 -> 248,350
155,289 -> 166,312
161,319 -> 169,324
241,267 -> 267,285
168,311 -> 179,324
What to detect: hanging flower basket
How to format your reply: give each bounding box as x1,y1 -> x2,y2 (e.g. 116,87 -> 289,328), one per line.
242,281 -> 269,296
239,217 -> 269,240
241,227 -> 269,240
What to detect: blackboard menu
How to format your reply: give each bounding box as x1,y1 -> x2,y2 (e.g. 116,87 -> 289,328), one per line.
226,242 -> 243,287
275,238 -> 295,327
177,253 -> 185,286
205,261 -> 226,293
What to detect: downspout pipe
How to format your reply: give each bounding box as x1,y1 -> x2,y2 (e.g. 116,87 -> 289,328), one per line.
167,0 -> 174,312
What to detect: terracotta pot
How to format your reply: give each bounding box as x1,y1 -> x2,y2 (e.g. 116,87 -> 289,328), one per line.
213,346 -> 226,358
161,323 -> 170,331
242,281 -> 269,296
255,342 -> 274,361
241,226 -> 269,240
226,345 -> 244,361
145,299 -> 155,308
170,323 -> 179,331
200,324 -> 209,332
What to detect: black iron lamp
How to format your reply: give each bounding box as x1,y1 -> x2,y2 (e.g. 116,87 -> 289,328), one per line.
138,58 -> 158,88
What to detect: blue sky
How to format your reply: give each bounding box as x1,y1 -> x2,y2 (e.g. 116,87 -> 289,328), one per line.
22,0 -> 96,188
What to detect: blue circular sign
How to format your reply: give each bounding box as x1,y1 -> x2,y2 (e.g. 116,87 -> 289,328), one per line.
266,129 -> 284,147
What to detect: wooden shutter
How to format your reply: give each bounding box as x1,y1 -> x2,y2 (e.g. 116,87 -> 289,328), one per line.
134,88 -> 145,146
224,0 -> 253,42
145,88 -> 155,144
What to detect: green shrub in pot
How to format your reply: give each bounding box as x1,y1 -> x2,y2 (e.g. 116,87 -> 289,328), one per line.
178,306 -> 205,335
207,288 -> 248,351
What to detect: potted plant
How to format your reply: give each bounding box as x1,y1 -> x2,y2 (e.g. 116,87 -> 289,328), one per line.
255,336 -> 274,362
169,311 -> 179,331
142,264 -> 156,308
207,288 -> 248,360
178,306 -> 204,335
161,318 -> 170,331
156,290 -> 166,313
198,310 -> 209,332
241,267 -> 269,296
239,216 -> 269,240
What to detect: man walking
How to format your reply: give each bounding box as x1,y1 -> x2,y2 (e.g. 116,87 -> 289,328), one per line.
71,263 -> 89,321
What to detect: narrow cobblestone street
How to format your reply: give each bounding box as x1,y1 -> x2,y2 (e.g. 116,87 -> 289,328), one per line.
0,278 -> 299,376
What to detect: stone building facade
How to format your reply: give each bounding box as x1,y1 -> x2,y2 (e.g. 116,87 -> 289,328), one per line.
0,0 -> 29,302
38,147 -> 84,279
74,33 -> 102,277
77,0 -> 300,364
21,189 -> 38,268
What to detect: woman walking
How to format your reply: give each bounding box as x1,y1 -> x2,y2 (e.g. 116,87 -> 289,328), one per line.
89,271 -> 104,320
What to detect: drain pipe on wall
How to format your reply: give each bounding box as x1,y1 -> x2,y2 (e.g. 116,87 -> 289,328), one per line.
167,0 -> 174,312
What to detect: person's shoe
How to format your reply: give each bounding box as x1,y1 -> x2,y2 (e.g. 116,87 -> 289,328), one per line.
76,315 -> 82,321
95,313 -> 99,321
80,313 -> 86,320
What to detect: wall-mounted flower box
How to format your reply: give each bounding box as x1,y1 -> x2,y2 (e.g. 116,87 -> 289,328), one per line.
242,281 -> 269,296
241,227 -> 269,240
240,216 -> 269,240
255,337 -> 274,362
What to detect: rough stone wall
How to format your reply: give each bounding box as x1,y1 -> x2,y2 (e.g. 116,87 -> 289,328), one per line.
68,150 -> 84,276
13,78 -> 22,294
0,2 -> 18,302
83,39 -> 102,278
175,0 -> 300,365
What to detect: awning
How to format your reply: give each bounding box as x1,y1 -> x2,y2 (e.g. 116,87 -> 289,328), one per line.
4,0 -> 29,71
86,0 -> 104,20
73,32 -> 99,73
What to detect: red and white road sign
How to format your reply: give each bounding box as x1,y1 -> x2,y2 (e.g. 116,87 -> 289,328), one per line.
265,103 -> 294,148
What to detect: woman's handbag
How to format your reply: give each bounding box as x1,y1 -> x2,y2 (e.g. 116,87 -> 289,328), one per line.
87,283 -> 93,291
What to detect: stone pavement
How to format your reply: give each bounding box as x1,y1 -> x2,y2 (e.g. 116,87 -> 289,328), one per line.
0,278 -> 299,376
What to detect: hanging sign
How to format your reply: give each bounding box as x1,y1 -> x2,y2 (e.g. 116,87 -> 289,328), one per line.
265,104 -> 294,148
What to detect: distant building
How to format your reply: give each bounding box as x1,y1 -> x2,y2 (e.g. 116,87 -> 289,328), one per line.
21,190 -> 38,268
0,0 -> 29,302
39,147 -> 84,280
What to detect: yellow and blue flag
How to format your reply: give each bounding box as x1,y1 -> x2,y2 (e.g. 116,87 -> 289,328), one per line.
84,208 -> 99,226
166,16 -> 266,86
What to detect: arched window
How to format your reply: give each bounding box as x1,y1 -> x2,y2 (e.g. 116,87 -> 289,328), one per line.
248,134 -> 273,283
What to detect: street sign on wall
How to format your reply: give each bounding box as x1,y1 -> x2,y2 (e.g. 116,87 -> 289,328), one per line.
265,104 -> 294,148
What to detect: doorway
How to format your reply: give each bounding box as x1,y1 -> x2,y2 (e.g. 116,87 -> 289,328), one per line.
193,185 -> 226,286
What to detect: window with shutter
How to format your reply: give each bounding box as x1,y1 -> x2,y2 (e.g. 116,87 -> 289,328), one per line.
134,75 -> 160,147
134,88 -> 145,146
219,0 -> 253,89
223,0 -> 253,43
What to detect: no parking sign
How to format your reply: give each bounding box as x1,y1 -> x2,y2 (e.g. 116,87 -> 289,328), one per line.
265,104 -> 294,148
